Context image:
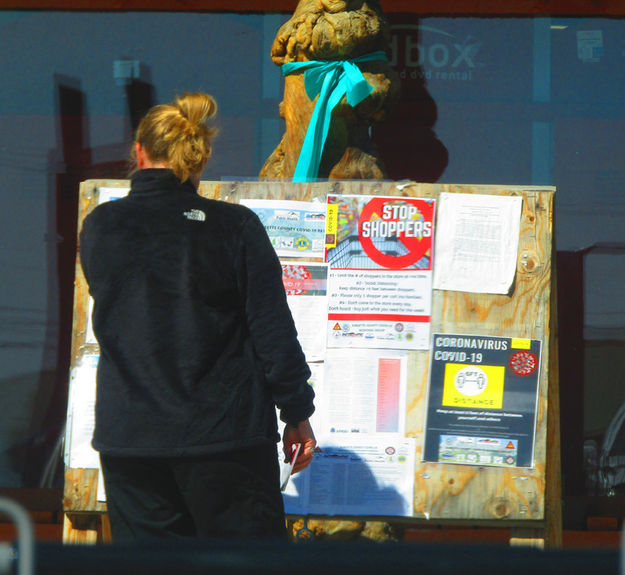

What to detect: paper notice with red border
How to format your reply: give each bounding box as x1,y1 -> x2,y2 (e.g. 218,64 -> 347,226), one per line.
324,194 -> 435,350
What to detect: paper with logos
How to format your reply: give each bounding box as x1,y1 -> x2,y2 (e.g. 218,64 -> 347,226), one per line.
240,199 -> 326,258
281,262 -> 328,362
64,353 -> 100,469
423,334 -> 542,468
433,192 -> 522,294
282,434 -> 416,517
324,194 -> 435,350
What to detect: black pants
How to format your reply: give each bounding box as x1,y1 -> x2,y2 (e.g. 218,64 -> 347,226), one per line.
100,444 -> 287,542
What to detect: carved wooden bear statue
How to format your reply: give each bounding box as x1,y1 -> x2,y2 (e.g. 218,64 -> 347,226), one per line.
260,0 -> 400,181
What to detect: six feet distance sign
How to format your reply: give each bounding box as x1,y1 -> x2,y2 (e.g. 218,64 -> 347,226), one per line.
358,197 -> 434,269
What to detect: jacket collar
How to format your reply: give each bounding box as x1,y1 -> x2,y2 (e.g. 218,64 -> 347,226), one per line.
130,168 -> 198,196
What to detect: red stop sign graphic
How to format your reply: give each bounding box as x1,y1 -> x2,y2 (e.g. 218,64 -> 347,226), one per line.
358,197 -> 434,269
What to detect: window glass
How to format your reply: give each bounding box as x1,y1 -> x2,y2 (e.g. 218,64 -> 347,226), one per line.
1,11 -> 624,492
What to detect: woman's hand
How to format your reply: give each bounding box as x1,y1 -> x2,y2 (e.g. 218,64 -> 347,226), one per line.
282,419 -> 316,474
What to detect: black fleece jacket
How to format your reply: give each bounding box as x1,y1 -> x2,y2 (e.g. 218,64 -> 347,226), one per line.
79,169 -> 314,457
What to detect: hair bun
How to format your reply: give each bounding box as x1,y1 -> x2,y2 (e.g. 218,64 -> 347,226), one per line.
133,91 -> 218,183
175,93 -> 218,126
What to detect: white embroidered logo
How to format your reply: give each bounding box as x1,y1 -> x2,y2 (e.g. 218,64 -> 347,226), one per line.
183,209 -> 206,222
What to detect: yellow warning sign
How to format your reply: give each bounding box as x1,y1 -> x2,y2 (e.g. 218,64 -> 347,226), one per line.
511,338 -> 531,350
333,323 -> 342,331
442,363 -> 505,409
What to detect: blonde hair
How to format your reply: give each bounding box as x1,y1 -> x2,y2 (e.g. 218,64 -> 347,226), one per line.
133,92 -> 218,182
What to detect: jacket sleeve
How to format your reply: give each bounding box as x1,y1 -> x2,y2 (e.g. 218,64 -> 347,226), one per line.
236,210 -> 315,426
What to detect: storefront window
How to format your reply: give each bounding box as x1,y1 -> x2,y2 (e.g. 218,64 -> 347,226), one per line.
1,12 -> 624,506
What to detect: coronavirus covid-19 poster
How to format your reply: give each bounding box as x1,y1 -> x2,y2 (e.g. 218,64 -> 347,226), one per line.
324,194 -> 435,350
423,334 -> 542,468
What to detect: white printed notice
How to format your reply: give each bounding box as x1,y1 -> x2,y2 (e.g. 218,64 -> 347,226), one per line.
64,353 -> 99,469
85,297 -> 97,345
304,362 -> 325,434
97,466 -> 107,502
325,195 -> 435,350
281,262 -> 328,361
97,186 -> 129,204
321,349 -> 408,436
433,193 -> 522,294
240,199 -> 326,258
282,434 -> 416,517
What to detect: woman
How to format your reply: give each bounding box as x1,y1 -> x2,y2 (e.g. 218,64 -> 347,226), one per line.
79,92 -> 316,541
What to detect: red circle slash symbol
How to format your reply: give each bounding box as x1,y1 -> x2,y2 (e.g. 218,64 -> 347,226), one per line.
358,197 -> 434,270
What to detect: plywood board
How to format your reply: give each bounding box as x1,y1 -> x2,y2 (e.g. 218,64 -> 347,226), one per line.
66,179 -> 558,539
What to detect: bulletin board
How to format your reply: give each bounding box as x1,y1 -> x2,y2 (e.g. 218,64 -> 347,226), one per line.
64,179 -> 560,546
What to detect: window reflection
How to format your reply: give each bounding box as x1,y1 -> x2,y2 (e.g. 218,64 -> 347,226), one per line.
0,12 -> 624,516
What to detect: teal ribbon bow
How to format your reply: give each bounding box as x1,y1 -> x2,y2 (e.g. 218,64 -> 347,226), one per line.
281,50 -> 388,183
